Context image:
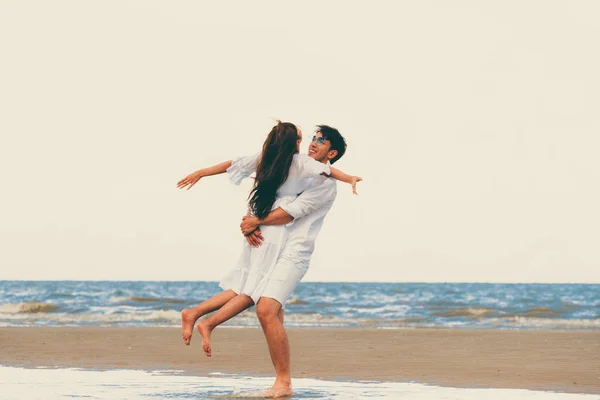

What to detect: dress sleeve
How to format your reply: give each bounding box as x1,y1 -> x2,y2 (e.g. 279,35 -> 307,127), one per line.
295,154 -> 331,179
226,152 -> 260,185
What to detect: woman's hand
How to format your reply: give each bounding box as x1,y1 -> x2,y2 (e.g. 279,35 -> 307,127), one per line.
350,176 -> 363,195
240,215 -> 260,236
245,229 -> 264,247
177,170 -> 204,190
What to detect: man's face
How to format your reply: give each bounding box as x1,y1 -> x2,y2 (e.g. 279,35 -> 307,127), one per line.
308,131 -> 332,162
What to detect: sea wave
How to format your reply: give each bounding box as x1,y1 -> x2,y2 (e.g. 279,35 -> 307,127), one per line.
502,307 -> 562,319
432,307 -> 495,318
108,296 -> 130,303
0,309 -> 181,325
522,307 -> 559,316
129,296 -> 185,304
286,297 -> 308,305
108,296 -> 184,304
0,302 -> 59,314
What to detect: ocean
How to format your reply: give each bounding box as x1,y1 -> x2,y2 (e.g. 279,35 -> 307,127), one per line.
0,281 -> 598,330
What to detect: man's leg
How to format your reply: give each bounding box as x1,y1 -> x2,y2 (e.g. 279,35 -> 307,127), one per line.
256,297 -> 292,396
181,289 -> 237,345
196,293 -> 255,357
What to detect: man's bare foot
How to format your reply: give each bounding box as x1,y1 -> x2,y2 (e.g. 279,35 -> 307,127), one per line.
181,308 -> 198,345
269,379 -> 292,398
196,321 -> 213,357
268,385 -> 293,398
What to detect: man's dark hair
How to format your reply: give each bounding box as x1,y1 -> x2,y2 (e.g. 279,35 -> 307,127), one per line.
317,125 -> 346,164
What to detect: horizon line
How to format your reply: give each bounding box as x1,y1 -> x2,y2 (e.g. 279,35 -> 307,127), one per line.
1,279 -> 598,285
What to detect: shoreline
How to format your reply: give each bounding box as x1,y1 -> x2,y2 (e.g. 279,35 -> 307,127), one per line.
0,327 -> 598,394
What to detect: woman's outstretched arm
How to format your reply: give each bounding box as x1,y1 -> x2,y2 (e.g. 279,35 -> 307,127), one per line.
177,160 -> 232,190
329,167 -> 363,195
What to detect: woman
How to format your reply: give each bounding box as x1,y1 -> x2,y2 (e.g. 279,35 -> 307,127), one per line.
177,121 -> 360,356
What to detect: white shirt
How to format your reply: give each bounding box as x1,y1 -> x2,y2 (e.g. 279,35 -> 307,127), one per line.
226,152 -> 337,268
279,173 -> 337,267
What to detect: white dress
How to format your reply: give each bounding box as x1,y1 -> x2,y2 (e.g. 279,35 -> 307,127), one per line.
219,153 -> 330,304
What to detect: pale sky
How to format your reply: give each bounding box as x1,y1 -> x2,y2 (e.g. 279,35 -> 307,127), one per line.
1,1 -> 599,283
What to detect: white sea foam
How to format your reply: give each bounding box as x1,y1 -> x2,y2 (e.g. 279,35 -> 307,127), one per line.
108,296 -> 130,303
9,288 -> 41,297
286,297 -> 308,305
508,316 -> 600,329
0,309 -> 183,326
0,366 -> 595,400
69,291 -> 105,297
1,306 -> 598,330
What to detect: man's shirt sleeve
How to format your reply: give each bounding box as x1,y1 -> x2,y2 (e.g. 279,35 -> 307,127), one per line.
280,179 -> 337,220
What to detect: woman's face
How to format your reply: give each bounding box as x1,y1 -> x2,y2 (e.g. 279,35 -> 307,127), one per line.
296,126 -> 303,152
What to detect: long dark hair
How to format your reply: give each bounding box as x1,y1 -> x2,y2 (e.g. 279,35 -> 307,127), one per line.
248,121 -> 299,219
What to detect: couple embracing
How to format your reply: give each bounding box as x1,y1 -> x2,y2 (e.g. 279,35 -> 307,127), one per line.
177,121 -> 361,397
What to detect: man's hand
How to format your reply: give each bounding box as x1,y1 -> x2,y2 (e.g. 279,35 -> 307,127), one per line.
177,170 -> 204,190
240,215 -> 260,236
245,229 -> 264,247
351,176 -> 363,195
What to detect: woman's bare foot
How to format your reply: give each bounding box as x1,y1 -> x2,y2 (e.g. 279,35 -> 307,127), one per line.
196,321 -> 213,357
181,308 -> 198,345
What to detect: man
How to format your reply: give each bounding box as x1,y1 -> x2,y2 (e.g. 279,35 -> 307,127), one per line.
237,125 -> 347,397
180,125 -> 350,397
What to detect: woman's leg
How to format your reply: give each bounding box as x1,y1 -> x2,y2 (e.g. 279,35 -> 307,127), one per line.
196,293 -> 255,357
181,289 -> 237,345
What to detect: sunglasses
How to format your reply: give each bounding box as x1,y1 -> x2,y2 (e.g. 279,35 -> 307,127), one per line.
311,136 -> 327,145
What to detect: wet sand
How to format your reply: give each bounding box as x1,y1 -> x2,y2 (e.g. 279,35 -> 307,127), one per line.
0,327 -> 598,394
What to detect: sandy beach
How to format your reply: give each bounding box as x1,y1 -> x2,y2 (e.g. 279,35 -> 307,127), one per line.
0,327 -> 598,395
